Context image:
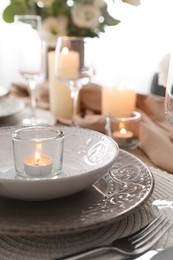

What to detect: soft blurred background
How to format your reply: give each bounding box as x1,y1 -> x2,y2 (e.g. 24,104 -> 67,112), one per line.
0,0 -> 173,94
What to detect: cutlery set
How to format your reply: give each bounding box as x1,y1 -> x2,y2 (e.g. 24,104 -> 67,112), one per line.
55,212 -> 173,260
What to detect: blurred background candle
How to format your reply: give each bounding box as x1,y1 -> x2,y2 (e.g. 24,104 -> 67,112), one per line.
48,51 -> 72,120
113,127 -> 133,139
105,112 -> 141,149
57,47 -> 79,80
102,82 -> 136,117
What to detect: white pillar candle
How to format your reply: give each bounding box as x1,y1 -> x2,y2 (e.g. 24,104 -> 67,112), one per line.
102,84 -> 136,117
24,151 -> 53,177
57,47 -> 79,80
48,51 -> 72,120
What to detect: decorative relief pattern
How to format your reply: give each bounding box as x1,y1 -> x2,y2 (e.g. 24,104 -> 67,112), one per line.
62,126 -> 118,169
84,142 -> 108,165
79,149 -> 154,224
0,126 -> 154,235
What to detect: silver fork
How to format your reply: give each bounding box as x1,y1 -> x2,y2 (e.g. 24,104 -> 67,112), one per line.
55,214 -> 172,260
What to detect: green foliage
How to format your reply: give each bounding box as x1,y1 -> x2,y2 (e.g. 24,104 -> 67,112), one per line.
3,0 -> 36,22
3,0 -> 121,37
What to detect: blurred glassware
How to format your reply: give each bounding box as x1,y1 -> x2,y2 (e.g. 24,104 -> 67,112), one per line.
105,111 -> 141,149
54,36 -> 94,125
165,52 -> 173,125
14,15 -> 48,126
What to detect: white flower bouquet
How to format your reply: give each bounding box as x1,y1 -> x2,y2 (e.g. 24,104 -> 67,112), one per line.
3,0 -> 139,46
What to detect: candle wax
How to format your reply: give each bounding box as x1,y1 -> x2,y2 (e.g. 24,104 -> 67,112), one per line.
24,155 -> 53,177
48,51 -> 72,120
58,47 -> 80,80
102,86 -> 136,117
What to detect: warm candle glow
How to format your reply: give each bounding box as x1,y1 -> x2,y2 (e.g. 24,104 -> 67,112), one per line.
48,51 -> 72,119
24,146 -> 53,177
35,151 -> 40,165
62,47 -> 69,55
119,122 -> 125,129
102,84 -> 136,117
36,143 -> 42,151
120,128 -> 127,135
113,128 -> 133,139
58,47 -> 80,79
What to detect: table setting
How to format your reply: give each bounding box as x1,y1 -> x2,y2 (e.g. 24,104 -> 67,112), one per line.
1,84 -> 173,259
1,0 -> 173,259
1,56 -> 173,260
2,47 -> 173,257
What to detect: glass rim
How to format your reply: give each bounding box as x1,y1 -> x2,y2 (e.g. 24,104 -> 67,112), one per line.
12,126 -> 64,142
57,36 -> 89,43
59,36 -> 84,40
106,111 -> 141,122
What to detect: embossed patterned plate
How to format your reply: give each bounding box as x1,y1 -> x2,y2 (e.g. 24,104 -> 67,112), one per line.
0,126 -> 119,201
0,151 -> 154,235
0,126 -> 154,235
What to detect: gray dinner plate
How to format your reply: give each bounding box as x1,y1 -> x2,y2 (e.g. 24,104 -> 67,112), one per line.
0,97 -> 25,118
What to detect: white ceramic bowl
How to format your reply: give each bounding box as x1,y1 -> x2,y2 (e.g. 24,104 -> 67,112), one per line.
0,126 -> 119,200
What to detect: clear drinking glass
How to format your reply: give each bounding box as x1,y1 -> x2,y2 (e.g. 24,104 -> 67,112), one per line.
105,111 -> 141,149
12,126 -> 64,179
14,15 -> 47,126
54,36 -> 94,126
165,52 -> 173,124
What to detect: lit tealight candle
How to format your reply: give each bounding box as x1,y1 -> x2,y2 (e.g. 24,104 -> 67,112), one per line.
113,128 -> 133,139
24,151 -> 53,177
113,127 -> 134,147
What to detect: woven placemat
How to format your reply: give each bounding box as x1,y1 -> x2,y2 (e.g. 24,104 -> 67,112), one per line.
0,204 -> 156,260
0,165 -> 172,259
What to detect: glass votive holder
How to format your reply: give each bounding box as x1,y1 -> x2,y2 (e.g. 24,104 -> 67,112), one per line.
105,111 -> 141,149
12,126 -> 64,179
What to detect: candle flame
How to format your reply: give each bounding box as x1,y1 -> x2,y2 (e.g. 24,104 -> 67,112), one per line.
62,47 -> 69,55
35,151 -> 40,164
36,143 -> 42,152
120,128 -> 127,135
119,122 -> 125,129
